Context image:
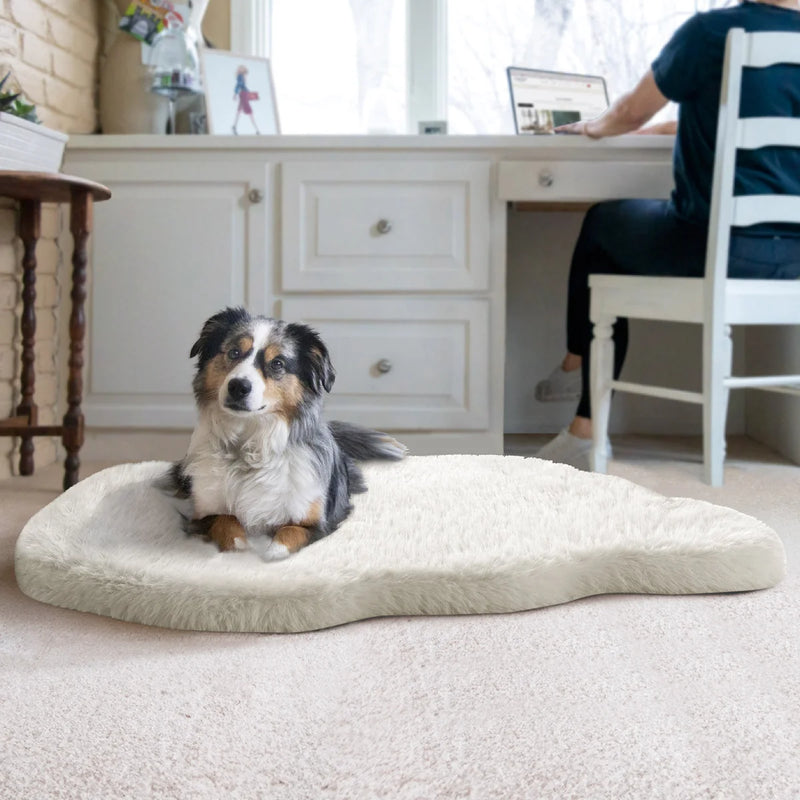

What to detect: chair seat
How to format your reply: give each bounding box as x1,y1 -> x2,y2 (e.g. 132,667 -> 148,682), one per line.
590,275 -> 800,326
589,275 -> 704,323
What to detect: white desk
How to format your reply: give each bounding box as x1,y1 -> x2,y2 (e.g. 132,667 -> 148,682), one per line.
64,134 -> 675,454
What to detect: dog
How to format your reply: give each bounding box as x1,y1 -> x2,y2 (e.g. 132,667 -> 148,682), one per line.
160,307 -> 407,561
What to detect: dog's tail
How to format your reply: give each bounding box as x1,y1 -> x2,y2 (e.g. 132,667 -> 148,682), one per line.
329,420 -> 407,462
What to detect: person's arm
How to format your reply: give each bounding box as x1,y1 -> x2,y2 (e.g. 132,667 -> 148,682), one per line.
555,70 -> 669,138
634,120 -> 677,135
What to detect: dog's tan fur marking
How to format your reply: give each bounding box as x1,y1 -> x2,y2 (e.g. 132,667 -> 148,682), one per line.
262,372 -> 304,420
264,344 -> 281,363
301,499 -> 323,527
200,354 -> 232,406
260,343 -> 304,418
274,525 -> 311,553
208,514 -> 248,552
234,335 -> 254,356
281,374 -> 304,412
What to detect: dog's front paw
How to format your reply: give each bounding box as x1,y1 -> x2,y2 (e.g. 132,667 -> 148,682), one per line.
201,514 -> 248,552
248,536 -> 291,562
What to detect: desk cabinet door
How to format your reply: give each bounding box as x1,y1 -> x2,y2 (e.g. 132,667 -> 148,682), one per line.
70,160 -> 270,427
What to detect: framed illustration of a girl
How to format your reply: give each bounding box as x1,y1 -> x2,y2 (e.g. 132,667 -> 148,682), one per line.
201,50 -> 280,135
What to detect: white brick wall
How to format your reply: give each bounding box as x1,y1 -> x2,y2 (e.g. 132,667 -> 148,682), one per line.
0,0 -> 99,478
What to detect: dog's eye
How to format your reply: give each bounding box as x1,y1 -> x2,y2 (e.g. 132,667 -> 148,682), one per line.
227,347 -> 241,361
270,357 -> 285,372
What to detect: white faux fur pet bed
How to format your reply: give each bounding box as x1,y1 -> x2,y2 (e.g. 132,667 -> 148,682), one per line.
15,456 -> 785,633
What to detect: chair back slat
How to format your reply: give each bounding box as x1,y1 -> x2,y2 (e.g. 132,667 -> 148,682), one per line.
744,31 -> 800,68
737,117 -> 800,150
733,195 -> 800,228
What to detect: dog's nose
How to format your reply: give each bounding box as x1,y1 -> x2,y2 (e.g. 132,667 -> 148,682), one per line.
228,378 -> 251,401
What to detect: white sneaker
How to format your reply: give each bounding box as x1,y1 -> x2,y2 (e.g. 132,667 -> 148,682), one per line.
535,365 -> 582,402
536,429 -> 612,471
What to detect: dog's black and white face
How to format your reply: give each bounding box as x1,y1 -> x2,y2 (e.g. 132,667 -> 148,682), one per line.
190,307 -> 335,419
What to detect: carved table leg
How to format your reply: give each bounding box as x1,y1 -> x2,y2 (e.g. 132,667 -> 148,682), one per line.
62,191 -> 92,490
17,199 -> 40,476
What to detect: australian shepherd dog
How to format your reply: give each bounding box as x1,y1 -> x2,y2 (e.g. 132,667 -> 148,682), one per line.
161,307 -> 406,561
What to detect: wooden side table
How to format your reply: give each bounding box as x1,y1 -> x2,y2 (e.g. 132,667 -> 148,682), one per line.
0,172 -> 111,490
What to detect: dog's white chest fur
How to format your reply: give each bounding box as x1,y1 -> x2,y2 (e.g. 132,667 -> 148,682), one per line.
185,416 -> 322,532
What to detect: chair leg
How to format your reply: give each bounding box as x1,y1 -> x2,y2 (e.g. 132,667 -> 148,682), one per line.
590,316 -> 615,473
703,324 -> 733,486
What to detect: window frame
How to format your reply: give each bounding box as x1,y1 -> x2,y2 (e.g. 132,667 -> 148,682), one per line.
230,0 -> 271,61
231,0 -> 446,134
406,0 -> 447,132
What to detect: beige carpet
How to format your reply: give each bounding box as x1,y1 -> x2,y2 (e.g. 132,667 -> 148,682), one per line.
2,435 -> 799,800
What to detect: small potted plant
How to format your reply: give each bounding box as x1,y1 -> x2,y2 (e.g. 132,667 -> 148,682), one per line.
0,71 -> 68,173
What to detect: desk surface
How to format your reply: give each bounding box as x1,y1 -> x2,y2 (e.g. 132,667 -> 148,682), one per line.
66,134 -> 674,207
67,133 -> 674,155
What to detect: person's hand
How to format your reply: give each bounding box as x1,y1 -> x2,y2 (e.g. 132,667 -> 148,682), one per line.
554,119 -> 602,138
554,120 -> 589,135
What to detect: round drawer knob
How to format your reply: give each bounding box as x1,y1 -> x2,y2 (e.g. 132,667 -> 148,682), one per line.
376,219 -> 392,234
538,169 -> 554,188
248,188 -> 264,204
376,358 -> 392,374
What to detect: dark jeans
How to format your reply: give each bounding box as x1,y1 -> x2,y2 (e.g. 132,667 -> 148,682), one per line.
568,199 -> 800,419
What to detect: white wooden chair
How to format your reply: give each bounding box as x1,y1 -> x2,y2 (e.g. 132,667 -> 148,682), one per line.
589,28 -> 800,486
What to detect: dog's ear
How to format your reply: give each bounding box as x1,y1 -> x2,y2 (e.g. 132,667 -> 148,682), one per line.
191,307 -> 250,365
311,341 -> 336,394
286,322 -> 335,395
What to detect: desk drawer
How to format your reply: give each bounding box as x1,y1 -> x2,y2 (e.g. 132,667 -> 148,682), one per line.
497,159 -> 673,202
279,297 -> 489,430
281,161 -> 490,292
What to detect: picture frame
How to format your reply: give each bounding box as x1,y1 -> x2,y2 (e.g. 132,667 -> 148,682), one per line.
200,50 -> 280,135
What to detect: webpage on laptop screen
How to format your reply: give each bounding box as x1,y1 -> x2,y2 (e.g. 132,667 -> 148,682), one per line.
508,68 -> 608,134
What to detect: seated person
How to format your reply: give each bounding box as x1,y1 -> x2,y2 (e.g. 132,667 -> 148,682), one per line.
535,0 -> 800,469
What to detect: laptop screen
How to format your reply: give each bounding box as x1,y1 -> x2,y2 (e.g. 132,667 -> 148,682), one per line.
507,67 -> 609,134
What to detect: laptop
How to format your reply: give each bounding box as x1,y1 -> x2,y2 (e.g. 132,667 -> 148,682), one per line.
507,67 -> 609,134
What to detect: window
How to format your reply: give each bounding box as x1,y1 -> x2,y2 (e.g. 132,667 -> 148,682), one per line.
270,0 -> 406,134
446,0 -> 730,134
240,0 -> 730,134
